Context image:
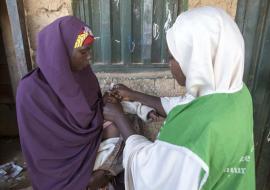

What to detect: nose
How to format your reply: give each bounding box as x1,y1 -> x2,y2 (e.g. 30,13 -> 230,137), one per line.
86,52 -> 91,61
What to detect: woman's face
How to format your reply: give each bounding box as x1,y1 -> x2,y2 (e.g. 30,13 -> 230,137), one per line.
70,45 -> 92,71
168,51 -> 186,86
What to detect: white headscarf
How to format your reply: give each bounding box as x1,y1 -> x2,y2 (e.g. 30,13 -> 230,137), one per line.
166,6 -> 244,97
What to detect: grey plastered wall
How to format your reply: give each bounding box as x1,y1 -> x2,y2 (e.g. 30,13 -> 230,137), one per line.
96,71 -> 185,97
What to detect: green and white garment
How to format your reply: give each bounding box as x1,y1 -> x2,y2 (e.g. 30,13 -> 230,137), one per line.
123,6 -> 255,190
123,86 -> 255,190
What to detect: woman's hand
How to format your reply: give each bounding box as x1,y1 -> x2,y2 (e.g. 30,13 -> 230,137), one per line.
103,92 -> 119,104
147,110 -> 161,122
103,102 -> 125,122
111,84 -> 134,101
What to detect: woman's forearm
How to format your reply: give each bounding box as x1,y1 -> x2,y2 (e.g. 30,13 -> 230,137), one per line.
114,116 -> 136,141
130,91 -> 166,117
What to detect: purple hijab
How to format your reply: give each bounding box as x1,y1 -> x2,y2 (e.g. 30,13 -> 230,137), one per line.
16,16 -> 103,190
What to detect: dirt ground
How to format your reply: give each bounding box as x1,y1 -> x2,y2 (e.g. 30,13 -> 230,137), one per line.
0,137 -> 32,190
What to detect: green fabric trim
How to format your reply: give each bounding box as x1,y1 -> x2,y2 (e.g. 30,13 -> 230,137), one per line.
158,85 -> 255,190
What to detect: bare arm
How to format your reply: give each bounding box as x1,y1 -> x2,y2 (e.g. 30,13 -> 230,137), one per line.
112,84 -> 166,117
114,116 -> 135,140
103,102 -> 135,141
128,90 -> 166,117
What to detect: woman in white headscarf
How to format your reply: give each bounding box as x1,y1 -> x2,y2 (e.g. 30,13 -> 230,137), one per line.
103,6 -> 255,190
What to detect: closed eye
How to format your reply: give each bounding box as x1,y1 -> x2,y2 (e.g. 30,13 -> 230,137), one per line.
80,51 -> 87,55
80,47 -> 92,55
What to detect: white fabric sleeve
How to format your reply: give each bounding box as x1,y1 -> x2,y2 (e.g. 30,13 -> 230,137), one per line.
161,94 -> 195,114
123,135 -> 209,190
121,101 -> 155,122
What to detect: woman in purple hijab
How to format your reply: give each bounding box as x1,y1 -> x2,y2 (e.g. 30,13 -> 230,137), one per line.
16,16 -> 107,190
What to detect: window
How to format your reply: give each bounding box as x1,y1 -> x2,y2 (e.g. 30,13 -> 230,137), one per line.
73,0 -> 186,72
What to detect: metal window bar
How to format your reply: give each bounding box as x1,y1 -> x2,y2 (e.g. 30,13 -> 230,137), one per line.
73,0 -> 187,72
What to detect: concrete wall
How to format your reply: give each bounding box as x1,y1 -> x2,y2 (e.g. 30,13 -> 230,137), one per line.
23,0 -> 72,63
96,71 -> 185,96
189,0 -> 237,17
23,0 -> 237,96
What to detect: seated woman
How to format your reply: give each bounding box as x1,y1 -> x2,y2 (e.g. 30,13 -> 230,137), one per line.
16,16 -> 123,190
104,6 -> 255,190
